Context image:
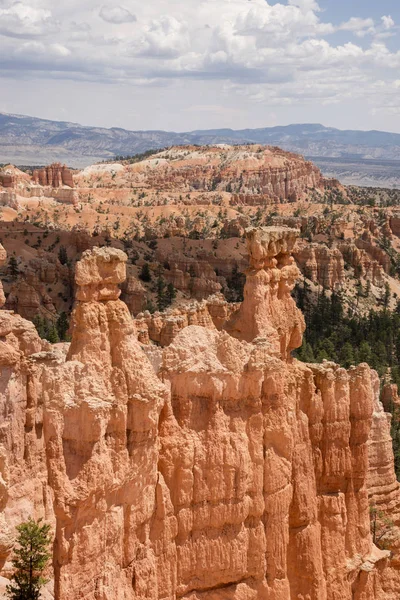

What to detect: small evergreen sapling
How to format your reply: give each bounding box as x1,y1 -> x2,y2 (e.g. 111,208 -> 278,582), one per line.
139,262 -> 151,282
8,255 -> 19,277
6,518 -> 52,600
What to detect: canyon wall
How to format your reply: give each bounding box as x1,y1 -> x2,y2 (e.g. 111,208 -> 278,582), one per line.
73,145 -> 328,205
0,242 -> 54,574
1,229 -> 400,599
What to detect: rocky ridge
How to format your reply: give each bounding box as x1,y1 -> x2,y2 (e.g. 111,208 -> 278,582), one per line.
76,145 -> 328,205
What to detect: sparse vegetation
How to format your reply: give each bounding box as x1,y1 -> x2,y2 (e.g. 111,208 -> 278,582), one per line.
6,518 -> 51,600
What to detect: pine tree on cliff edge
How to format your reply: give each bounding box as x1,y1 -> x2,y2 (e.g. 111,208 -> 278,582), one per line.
6,518 -> 52,600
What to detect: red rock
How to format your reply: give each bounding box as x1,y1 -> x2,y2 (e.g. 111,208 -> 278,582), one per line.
1,230 -> 400,599
33,163 -> 74,188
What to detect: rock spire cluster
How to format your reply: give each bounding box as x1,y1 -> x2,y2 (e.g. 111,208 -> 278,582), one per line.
0,229 -> 400,599
33,164 -> 74,188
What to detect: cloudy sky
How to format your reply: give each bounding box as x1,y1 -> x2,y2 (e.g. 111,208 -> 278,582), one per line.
0,0 -> 399,132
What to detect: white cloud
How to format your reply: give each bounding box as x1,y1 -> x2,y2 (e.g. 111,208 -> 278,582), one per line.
382,15 -> 395,30
1,0 -> 400,132
235,1 -> 334,41
99,5 -> 136,25
14,40 -> 70,57
339,17 -> 375,38
0,1 -> 58,37
287,0 -> 321,12
134,16 -> 189,58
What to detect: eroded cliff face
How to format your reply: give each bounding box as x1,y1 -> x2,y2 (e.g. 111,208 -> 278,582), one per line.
1,230 -> 400,599
0,243 -> 53,573
74,145 -> 326,205
294,241 -> 345,289
40,247 -> 168,599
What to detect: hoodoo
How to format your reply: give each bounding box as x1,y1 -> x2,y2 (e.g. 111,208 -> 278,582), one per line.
1,229 -> 400,598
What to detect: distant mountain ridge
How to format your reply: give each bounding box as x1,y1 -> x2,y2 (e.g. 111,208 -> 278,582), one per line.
0,112 -> 400,187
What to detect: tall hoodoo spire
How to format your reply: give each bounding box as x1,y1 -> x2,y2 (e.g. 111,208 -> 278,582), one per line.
226,226 -> 305,360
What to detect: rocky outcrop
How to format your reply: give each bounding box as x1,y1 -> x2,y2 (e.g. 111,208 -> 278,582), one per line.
356,233 -> 391,274
158,222 -> 391,598
368,379 -> 400,512
381,383 -> 400,412
5,280 -> 56,320
1,231 -> 400,599
121,275 -> 146,315
135,300 -> 215,346
389,214 -> 400,238
0,309 -> 52,572
0,174 -> 14,188
294,241 -> 345,289
0,190 -> 19,210
75,145 -> 328,205
340,242 -> 386,287
33,164 -> 74,188
4,254 -> 71,320
42,247 -> 168,599
0,245 -> 52,574
0,165 -> 30,189
220,215 -> 250,238
162,260 -> 222,300
154,244 -> 248,300
292,239 -> 386,289
0,244 -> 7,307
149,145 -> 324,203
46,188 -> 79,205
134,295 -> 239,347
225,227 -> 305,360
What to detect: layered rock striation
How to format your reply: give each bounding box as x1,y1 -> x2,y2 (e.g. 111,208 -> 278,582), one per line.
141,146 -> 323,203
1,230 -> 400,599
74,145 -> 328,205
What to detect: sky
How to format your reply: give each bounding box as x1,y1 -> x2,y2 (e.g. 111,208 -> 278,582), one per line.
0,0 -> 400,133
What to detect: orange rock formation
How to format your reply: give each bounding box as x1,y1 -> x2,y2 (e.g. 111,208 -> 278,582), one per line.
134,294 -> 239,346
75,145 -> 329,205
33,164 -> 74,188
1,230 -> 400,599
294,241 -> 345,289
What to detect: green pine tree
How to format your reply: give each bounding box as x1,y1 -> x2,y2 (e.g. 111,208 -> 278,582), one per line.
358,340 -> 372,364
383,282 -> 391,310
6,518 -> 52,600
46,325 -> 60,344
157,276 -> 168,310
32,315 -> 46,339
339,342 -> 355,369
58,246 -> 68,266
8,255 -> 19,277
139,263 -> 151,282
56,312 -> 69,341
166,283 -> 176,305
